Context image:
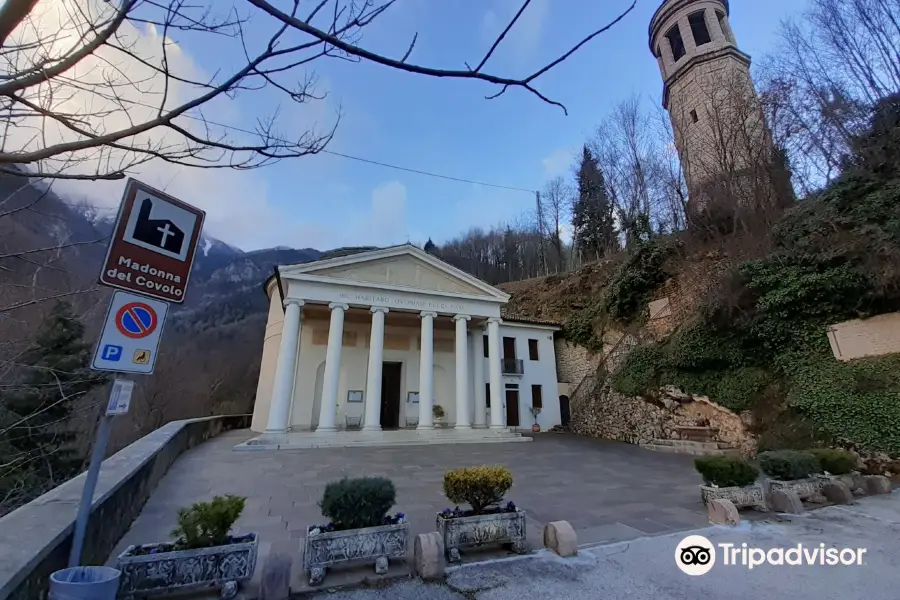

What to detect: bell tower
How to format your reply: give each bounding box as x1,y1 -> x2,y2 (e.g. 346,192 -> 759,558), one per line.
650,0 -> 771,210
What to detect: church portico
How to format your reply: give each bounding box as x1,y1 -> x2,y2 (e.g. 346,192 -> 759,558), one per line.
247,245 -> 562,449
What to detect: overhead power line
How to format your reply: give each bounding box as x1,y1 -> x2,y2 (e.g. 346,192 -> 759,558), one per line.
122,98 -> 536,194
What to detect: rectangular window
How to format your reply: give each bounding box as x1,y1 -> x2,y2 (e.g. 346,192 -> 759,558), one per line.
483,335 -> 489,358
502,336 -> 516,359
485,383 -> 491,407
531,385 -> 543,409
689,11 -> 711,46
666,25 -> 686,61
528,339 -> 539,360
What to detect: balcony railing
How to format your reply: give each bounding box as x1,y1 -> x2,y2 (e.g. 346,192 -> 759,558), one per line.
501,358 -> 524,376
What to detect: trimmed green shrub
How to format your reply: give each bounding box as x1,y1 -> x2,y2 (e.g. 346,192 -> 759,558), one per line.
810,449 -> 858,475
443,465 -> 513,514
319,476 -> 396,530
758,450 -> 821,480
694,455 -> 759,488
172,494 -> 246,549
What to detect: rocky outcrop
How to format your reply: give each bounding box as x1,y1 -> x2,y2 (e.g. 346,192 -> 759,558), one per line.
570,380 -> 757,456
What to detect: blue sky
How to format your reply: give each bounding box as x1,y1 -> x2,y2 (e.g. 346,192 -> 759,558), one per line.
63,0 -> 807,251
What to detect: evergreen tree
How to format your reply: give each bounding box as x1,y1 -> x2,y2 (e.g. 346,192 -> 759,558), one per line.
2,302 -> 105,490
571,145 -> 616,260
423,238 -> 439,256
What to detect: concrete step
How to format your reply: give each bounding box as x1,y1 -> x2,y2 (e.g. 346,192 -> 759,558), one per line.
234,429 -> 530,451
640,439 -> 740,456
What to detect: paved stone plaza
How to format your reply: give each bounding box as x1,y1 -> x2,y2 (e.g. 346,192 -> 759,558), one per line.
107,429 -> 709,592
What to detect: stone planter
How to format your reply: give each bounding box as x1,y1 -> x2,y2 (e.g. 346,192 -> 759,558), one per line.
436,508 -> 527,562
700,484 -> 766,510
768,477 -> 825,500
304,522 -> 409,586
116,534 -> 258,599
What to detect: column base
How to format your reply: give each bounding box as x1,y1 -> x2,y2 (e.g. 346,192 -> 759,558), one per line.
314,426 -> 337,433
472,423 -> 487,429
362,425 -> 382,432
454,424 -> 472,430
490,425 -> 507,430
264,428 -> 288,435
416,424 -> 434,430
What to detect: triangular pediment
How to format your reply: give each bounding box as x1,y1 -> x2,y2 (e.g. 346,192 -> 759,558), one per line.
280,245 -> 508,300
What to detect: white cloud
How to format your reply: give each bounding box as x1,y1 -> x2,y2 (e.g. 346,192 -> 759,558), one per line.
281,181 -> 415,251
542,147 -> 577,178
4,0 -> 336,250
480,0 -> 550,61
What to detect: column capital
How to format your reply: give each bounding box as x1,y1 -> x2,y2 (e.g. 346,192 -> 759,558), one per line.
283,298 -> 305,308
420,311 -> 438,319
328,302 -> 349,311
486,317 -> 503,325
452,314 -> 471,322
370,306 -> 390,315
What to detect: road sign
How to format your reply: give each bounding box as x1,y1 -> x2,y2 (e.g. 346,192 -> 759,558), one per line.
92,291 -> 168,374
106,379 -> 135,416
99,178 -> 205,303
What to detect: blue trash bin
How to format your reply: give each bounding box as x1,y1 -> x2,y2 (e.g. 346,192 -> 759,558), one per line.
49,566 -> 121,600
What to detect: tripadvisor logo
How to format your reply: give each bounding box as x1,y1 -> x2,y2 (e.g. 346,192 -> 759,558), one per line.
675,535 -> 868,575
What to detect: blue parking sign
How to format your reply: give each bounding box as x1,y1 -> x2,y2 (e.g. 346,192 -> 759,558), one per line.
102,344 -> 123,362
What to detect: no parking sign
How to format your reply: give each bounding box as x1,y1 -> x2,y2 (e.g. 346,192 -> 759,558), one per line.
91,291 -> 168,374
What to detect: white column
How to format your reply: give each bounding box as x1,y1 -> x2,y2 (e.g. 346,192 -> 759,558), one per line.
265,299 -> 303,434
363,307 -> 389,431
453,315 -> 471,429
417,311 -> 437,430
315,302 -> 347,432
487,317 -> 505,429
471,327 -> 486,428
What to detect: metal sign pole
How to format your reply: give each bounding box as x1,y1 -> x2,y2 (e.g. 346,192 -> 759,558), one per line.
68,378 -> 134,567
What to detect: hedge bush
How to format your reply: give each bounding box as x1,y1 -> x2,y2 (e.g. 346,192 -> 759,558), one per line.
810,449 -> 858,475
611,344 -> 666,397
694,455 -> 759,488
758,450 -> 821,480
443,465 -> 513,514
319,476 -> 396,530
172,494 -> 246,549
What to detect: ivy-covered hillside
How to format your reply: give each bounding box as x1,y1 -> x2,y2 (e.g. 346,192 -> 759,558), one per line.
510,94 -> 900,455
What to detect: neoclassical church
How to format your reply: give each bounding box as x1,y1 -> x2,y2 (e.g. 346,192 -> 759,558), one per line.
244,245 -> 566,448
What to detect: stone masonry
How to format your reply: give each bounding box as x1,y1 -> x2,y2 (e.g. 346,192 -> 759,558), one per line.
650,0 -> 772,208
570,380 -> 756,455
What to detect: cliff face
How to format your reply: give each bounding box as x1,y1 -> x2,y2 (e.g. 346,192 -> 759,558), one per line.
498,259 -> 621,324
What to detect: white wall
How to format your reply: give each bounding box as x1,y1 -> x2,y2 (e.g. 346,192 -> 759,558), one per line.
287,317 -> 461,430
477,322 -> 562,431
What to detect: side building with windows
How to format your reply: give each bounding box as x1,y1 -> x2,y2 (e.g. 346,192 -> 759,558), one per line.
246,244 -> 565,448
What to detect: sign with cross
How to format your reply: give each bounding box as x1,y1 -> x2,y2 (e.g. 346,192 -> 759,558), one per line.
99,178 -> 205,303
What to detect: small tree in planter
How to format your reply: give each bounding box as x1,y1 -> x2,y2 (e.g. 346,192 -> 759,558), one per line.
694,456 -> 765,510
530,407 -> 542,432
117,495 -> 256,599
305,477 -> 408,586
437,465 -> 526,561
433,404 -> 446,426
760,450 -> 824,500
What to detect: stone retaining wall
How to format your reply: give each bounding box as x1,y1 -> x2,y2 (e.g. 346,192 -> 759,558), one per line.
571,382 -> 755,455
0,414 -> 251,600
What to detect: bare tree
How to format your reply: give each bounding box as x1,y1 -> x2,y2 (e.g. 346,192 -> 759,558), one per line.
759,0 -> 900,193
592,94 -> 669,244
541,176 -> 570,272
0,0 -> 636,181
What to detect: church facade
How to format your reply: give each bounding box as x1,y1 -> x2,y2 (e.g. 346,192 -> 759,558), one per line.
250,245 -> 563,443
